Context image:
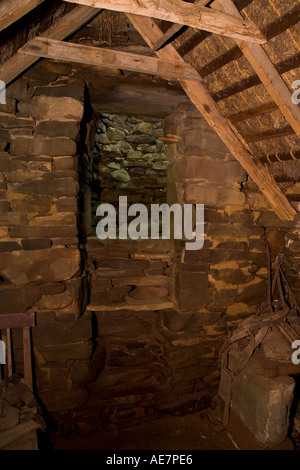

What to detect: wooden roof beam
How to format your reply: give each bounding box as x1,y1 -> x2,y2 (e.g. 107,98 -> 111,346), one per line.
0,5 -> 101,86
127,14 -> 297,221
0,0 -> 45,33
19,37 -> 202,82
214,0 -> 300,139
62,0 -> 266,44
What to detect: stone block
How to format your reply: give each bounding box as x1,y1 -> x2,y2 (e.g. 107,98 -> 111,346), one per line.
126,134 -> 156,144
10,225 -> 78,238
219,363 -> 295,447
0,248 -> 80,285
10,137 -> 77,156
0,97 -> 16,114
236,280 -> 267,305
52,157 -> 76,171
52,237 -> 78,247
33,318 -> 92,346
38,385 -> 88,413
55,197 -> 77,212
6,170 -> 44,182
128,286 -> 169,299
6,79 -> 30,101
206,223 -> 264,239
0,241 -> 21,252
18,96 -> 84,121
111,169 -> 130,182
210,268 -> 253,284
100,258 -> 150,270
0,114 -> 35,129
256,211 -> 300,229
34,121 -> 79,139
21,238 -> 52,250
97,314 -> 151,338
0,128 -> 11,141
185,185 -> 245,206
38,342 -> 92,362
0,284 -> 41,313
173,364 -> 215,382
106,127 -> 126,142
28,212 -> 76,226
69,361 -> 98,385
0,212 -> 27,226
290,241 -> 300,253
175,157 -> 246,182
175,271 -> 209,312
0,201 -> 10,212
38,291 -> 73,310
34,84 -> 84,100
8,177 -> 77,197
36,366 -> 68,391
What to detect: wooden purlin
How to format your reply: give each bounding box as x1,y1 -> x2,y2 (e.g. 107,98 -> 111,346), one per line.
215,0 -> 300,139
127,14 -> 297,221
0,5 -> 101,86
62,0 -> 266,44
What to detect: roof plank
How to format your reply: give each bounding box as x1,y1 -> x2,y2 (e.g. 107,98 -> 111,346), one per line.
62,0 -> 266,44
127,13 -> 297,221
19,37 -> 202,82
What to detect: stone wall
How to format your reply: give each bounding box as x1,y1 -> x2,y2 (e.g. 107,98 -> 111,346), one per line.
163,101 -> 300,392
164,102 -> 269,328
0,63 -> 95,417
1,63 -> 300,434
84,238 -> 218,429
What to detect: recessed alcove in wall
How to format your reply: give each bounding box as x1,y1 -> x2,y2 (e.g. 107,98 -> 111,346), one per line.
89,113 -> 168,237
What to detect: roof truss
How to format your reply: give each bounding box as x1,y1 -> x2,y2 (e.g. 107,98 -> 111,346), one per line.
62,0 -> 266,43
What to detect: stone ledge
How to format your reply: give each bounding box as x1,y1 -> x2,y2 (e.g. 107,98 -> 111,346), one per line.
86,299 -> 174,311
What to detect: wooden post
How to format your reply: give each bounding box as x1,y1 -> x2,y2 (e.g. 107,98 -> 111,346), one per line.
22,327 -> 33,392
6,329 -> 13,377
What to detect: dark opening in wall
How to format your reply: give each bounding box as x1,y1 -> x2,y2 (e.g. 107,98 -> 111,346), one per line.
90,113 -> 168,236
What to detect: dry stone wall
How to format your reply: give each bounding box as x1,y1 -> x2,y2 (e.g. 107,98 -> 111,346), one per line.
0,63 -> 95,416
1,63 -> 300,433
164,102 -> 300,397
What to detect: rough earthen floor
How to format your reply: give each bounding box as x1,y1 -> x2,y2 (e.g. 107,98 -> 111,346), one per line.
50,412 -> 237,451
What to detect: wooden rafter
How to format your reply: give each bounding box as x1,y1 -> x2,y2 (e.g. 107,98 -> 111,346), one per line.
19,37 -> 202,82
214,0 -> 300,139
0,6 -> 101,86
0,0 -> 45,33
152,0 -> 211,51
62,0 -> 266,44
153,24 -> 186,52
127,14 -> 296,221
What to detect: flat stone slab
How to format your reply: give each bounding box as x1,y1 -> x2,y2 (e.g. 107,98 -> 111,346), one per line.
86,298 -> 174,311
